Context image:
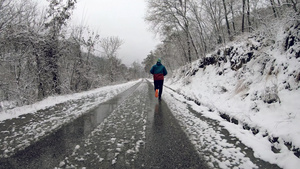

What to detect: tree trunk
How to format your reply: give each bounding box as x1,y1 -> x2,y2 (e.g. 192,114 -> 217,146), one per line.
173,29 -> 189,62
186,23 -> 192,63
190,2 -> 207,58
247,0 -> 251,32
276,0 -> 282,16
242,0 -> 245,32
270,0 -> 278,18
208,1 -> 222,43
182,1 -> 192,62
35,50 -> 45,100
230,0 -> 236,34
290,0 -> 298,12
46,37 -> 61,95
222,0 -> 232,40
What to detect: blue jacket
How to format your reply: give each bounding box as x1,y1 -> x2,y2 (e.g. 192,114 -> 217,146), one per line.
150,62 -> 167,80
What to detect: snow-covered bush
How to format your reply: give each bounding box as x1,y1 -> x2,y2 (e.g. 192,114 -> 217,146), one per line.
262,85 -> 281,104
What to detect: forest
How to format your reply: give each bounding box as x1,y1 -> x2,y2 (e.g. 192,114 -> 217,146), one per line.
0,0 -> 299,109
143,0 -> 299,73
0,0 -> 145,108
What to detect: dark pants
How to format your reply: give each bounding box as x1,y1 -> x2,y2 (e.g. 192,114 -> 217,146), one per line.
154,80 -> 164,99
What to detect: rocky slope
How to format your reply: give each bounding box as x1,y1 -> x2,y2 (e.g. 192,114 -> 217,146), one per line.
166,15 -> 300,161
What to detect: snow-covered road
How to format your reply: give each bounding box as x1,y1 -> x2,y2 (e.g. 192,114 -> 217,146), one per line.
54,81 -> 207,168
0,80 -> 287,168
0,80 -> 142,166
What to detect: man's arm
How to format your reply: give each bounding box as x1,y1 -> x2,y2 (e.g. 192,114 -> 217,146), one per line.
163,66 -> 168,76
150,65 -> 154,74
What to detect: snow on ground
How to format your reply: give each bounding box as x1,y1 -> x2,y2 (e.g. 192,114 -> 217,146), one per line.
55,82 -> 149,168
164,18 -> 300,169
0,80 -> 141,122
0,80 -> 141,158
162,89 -> 258,169
163,87 -> 298,169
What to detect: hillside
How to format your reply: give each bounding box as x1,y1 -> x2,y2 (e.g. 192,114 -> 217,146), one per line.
165,15 -> 300,167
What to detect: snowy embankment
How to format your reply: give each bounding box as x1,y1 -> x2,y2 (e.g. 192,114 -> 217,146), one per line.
0,80 -> 141,122
0,79 -> 141,158
165,18 -> 300,169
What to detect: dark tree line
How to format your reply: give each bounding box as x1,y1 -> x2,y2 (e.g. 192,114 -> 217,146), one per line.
0,0 -> 145,108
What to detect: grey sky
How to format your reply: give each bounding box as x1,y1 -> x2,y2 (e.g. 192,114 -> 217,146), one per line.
37,0 -> 159,66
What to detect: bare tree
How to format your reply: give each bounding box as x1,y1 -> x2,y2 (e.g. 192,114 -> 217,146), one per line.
242,0 -> 246,32
229,0 -> 237,33
0,0 -> 141,108
146,0 -> 199,63
0,0 -> 41,104
189,1 -> 210,58
202,0 -> 224,43
289,0 -> 299,12
100,36 -> 124,82
269,0 -> 278,18
222,0 -> 232,40
142,51 -> 156,74
247,0 -> 252,32
100,37 -> 123,58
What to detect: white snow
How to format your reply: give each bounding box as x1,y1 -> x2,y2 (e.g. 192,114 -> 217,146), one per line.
55,82 -> 149,168
163,18 -> 300,169
162,88 -> 258,168
0,80 -> 141,122
0,80 -> 141,158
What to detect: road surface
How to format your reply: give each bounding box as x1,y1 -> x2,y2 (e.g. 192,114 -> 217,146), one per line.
0,80 -> 281,168
0,81 -> 208,168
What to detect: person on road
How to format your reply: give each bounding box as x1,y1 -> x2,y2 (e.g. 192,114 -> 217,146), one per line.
150,58 -> 167,100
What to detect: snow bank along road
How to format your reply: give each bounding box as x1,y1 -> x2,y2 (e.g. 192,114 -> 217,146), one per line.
0,80 -> 141,166
0,80 -> 285,168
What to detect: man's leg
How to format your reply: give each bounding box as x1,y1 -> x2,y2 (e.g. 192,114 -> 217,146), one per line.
158,80 -> 164,99
154,80 -> 158,91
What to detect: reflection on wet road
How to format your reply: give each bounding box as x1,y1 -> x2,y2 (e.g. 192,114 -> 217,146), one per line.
0,81 -> 208,168
143,81 -> 208,168
0,82 -> 140,169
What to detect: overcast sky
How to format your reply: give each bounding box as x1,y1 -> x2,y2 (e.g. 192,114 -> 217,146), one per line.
37,0 -> 160,66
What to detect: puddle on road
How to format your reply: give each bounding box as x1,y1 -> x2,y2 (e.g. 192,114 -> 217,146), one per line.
0,82 -> 141,169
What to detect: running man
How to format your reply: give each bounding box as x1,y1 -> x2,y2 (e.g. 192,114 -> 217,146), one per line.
150,58 -> 168,100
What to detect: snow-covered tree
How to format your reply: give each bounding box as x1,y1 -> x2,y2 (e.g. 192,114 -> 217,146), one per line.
100,36 -> 124,82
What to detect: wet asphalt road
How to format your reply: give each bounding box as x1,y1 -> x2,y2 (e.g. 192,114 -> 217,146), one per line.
0,81 -> 208,168
142,82 -> 207,168
0,82 -> 140,169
